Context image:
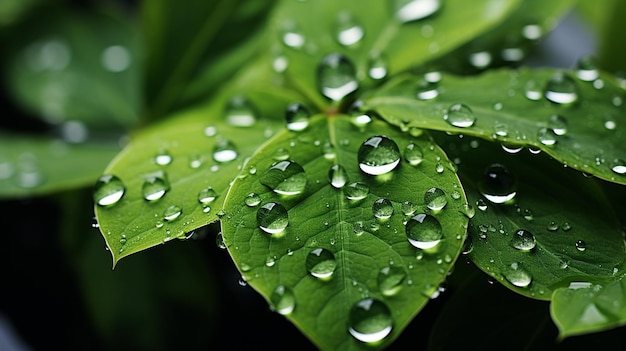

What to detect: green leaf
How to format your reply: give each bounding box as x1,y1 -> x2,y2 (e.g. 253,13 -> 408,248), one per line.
95,61 -> 302,265
221,116 -> 470,350
0,0 -> 38,27
271,0 -> 521,108
435,134 -> 626,300
142,0 -> 277,118
0,133 -> 120,197
551,275 -> 626,338
362,68 -> 626,184
3,8 -> 141,129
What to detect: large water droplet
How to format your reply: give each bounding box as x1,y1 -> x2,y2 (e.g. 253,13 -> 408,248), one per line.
212,139 -> 238,162
336,12 -> 364,47
406,213 -> 443,249
511,229 -> 536,251
257,202 -> 289,234
163,205 -> 182,221
372,198 -> 394,219
443,103 -> 476,128
306,248 -> 336,279
142,172 -> 170,202
545,73 -> 578,104
346,182 -> 370,200
576,56 -> 599,81
504,262 -> 532,287
358,136 -> 401,175
317,53 -> 358,101
285,102 -> 310,132
393,0 -> 441,23
270,285 -> 296,315
479,163 -> 517,204
424,187 -> 447,211
378,266 -> 406,296
261,160 -> 307,196
404,142 -> 424,166
348,298 -> 393,343
328,164 -> 348,189
224,96 -> 258,127
94,174 -> 125,206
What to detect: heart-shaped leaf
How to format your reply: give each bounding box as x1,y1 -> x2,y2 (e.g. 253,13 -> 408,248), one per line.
221,116 -> 470,350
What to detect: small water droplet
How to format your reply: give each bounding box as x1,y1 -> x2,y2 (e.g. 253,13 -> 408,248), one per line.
547,221 -> 559,231
317,53 -> 358,101
404,142 -> 424,166
476,199 -> 488,211
346,182 -> 370,200
197,186 -> 218,204
372,198 -> 394,219
393,0 -> 441,23
306,248 -> 336,279
415,79 -> 439,100
216,232 -> 226,249
353,221 -> 365,236
285,102 -> 310,132
401,201 -> 418,216
504,262 -> 532,287
142,172 -> 170,202
575,240 -> 586,252
154,150 -> 172,166
537,128 -> 558,146
562,222 -> 572,231
212,139 -> 238,162
368,55 -> 388,80
576,56 -> 599,81
245,193 -> 261,207
348,298 -> 393,343
444,103 -> 476,128
469,51 -> 492,69
545,73 -> 578,104
261,160 -> 307,196
270,285 -> 295,315
257,202 -> 289,234
163,205 -> 182,221
611,159 -> 626,175
328,164 -> 348,189
424,187 -> 447,211
224,95 -> 258,127
511,229 -> 536,251
406,213 -> 442,249
335,12 -> 364,47
281,21 -> 306,49
522,24 -> 542,40
479,163 -> 517,204
358,135 -> 401,175
548,114 -> 568,135
378,266 -> 406,296
272,148 -> 290,161
94,174 -> 125,206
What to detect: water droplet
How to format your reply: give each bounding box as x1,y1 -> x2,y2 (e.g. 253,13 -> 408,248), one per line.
270,285 -> 296,315
406,213 -> 442,249
576,56 -> 599,81
443,103 -> 476,128
142,172 -> 170,202
328,164 -> 348,189
212,139 -> 238,162
257,202 -> 289,234
224,96 -> 258,127
378,266 -> 406,296
548,115 -> 568,135
524,80 -> 542,101
245,193 -> 261,207
479,163 -> 517,204
401,201 -> 418,216
611,159 -> 626,175
423,187 -> 446,211
476,199 -> 488,211
415,79 -> 439,100
504,262 -> 532,287
547,221 -> 559,231
216,232 -> 226,249
163,205 -> 182,221
317,53 -> 358,101
346,182 -> 370,200
537,128 -> 558,146
604,118 -> 617,131
372,198 -> 394,219
404,142 -> 424,166
545,73 -> 578,104
306,248 -> 336,279
358,136 -> 401,175
511,229 -> 536,251
348,298 -> 393,343
154,150 -> 172,166
285,102 -> 310,132
435,162 -> 444,174
393,0 -> 441,23
272,147 -> 290,161
575,240 -> 587,252
336,12 -> 364,47
101,45 -> 131,72
368,55 -> 388,80
197,186 -> 218,204
522,24 -> 542,40
469,51 -> 492,69
281,21 -> 305,49
94,174 -> 125,206
562,222 -> 572,231
261,160 -> 307,196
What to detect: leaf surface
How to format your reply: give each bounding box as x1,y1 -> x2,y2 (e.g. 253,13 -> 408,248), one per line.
221,116 -> 470,350
362,68 -> 626,184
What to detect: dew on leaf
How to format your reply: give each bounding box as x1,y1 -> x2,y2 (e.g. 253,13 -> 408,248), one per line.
562,222 -> 572,231
353,221 -> 365,236
415,79 -> 439,100
215,232 -> 226,249
501,143 -> 523,154
257,202 -> 288,234
503,262 -> 532,287
345,182 -> 370,201
524,80 -> 542,101
306,248 -> 336,279
511,229 -> 536,251
163,205 -> 182,221
197,186 -> 218,204
328,164 -> 348,189
575,240 -> 587,252
372,198 -> 394,219
548,114 -> 568,135
424,187 -> 447,211
93,174 -> 125,206
401,201 -> 418,216
270,285 -> 295,315
317,53 -> 358,101
522,24 -> 542,40
335,12 -> 364,47
469,51 -> 492,69
272,147 -> 290,161
224,95 -> 257,127
358,135 -> 401,175
443,103 -> 476,128
404,142 -> 424,166
378,266 -> 406,296
537,128 -> 558,146
281,21 -> 305,49
260,160 -> 307,196
393,0 -> 441,23
212,139 -> 238,162
348,298 -> 393,343
576,56 -> 599,81
547,221 -> 559,231
142,172 -> 170,202
611,159 -> 626,175
479,163 -> 517,204
544,73 -> 578,104
368,55 -> 388,80
245,192 -> 261,207
154,150 -> 172,166
285,102 -> 310,132
406,213 -> 443,249
476,198 -> 488,211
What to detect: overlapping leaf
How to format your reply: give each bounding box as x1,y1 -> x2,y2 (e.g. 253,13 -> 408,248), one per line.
221,116 -> 470,350
362,68 -> 626,184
